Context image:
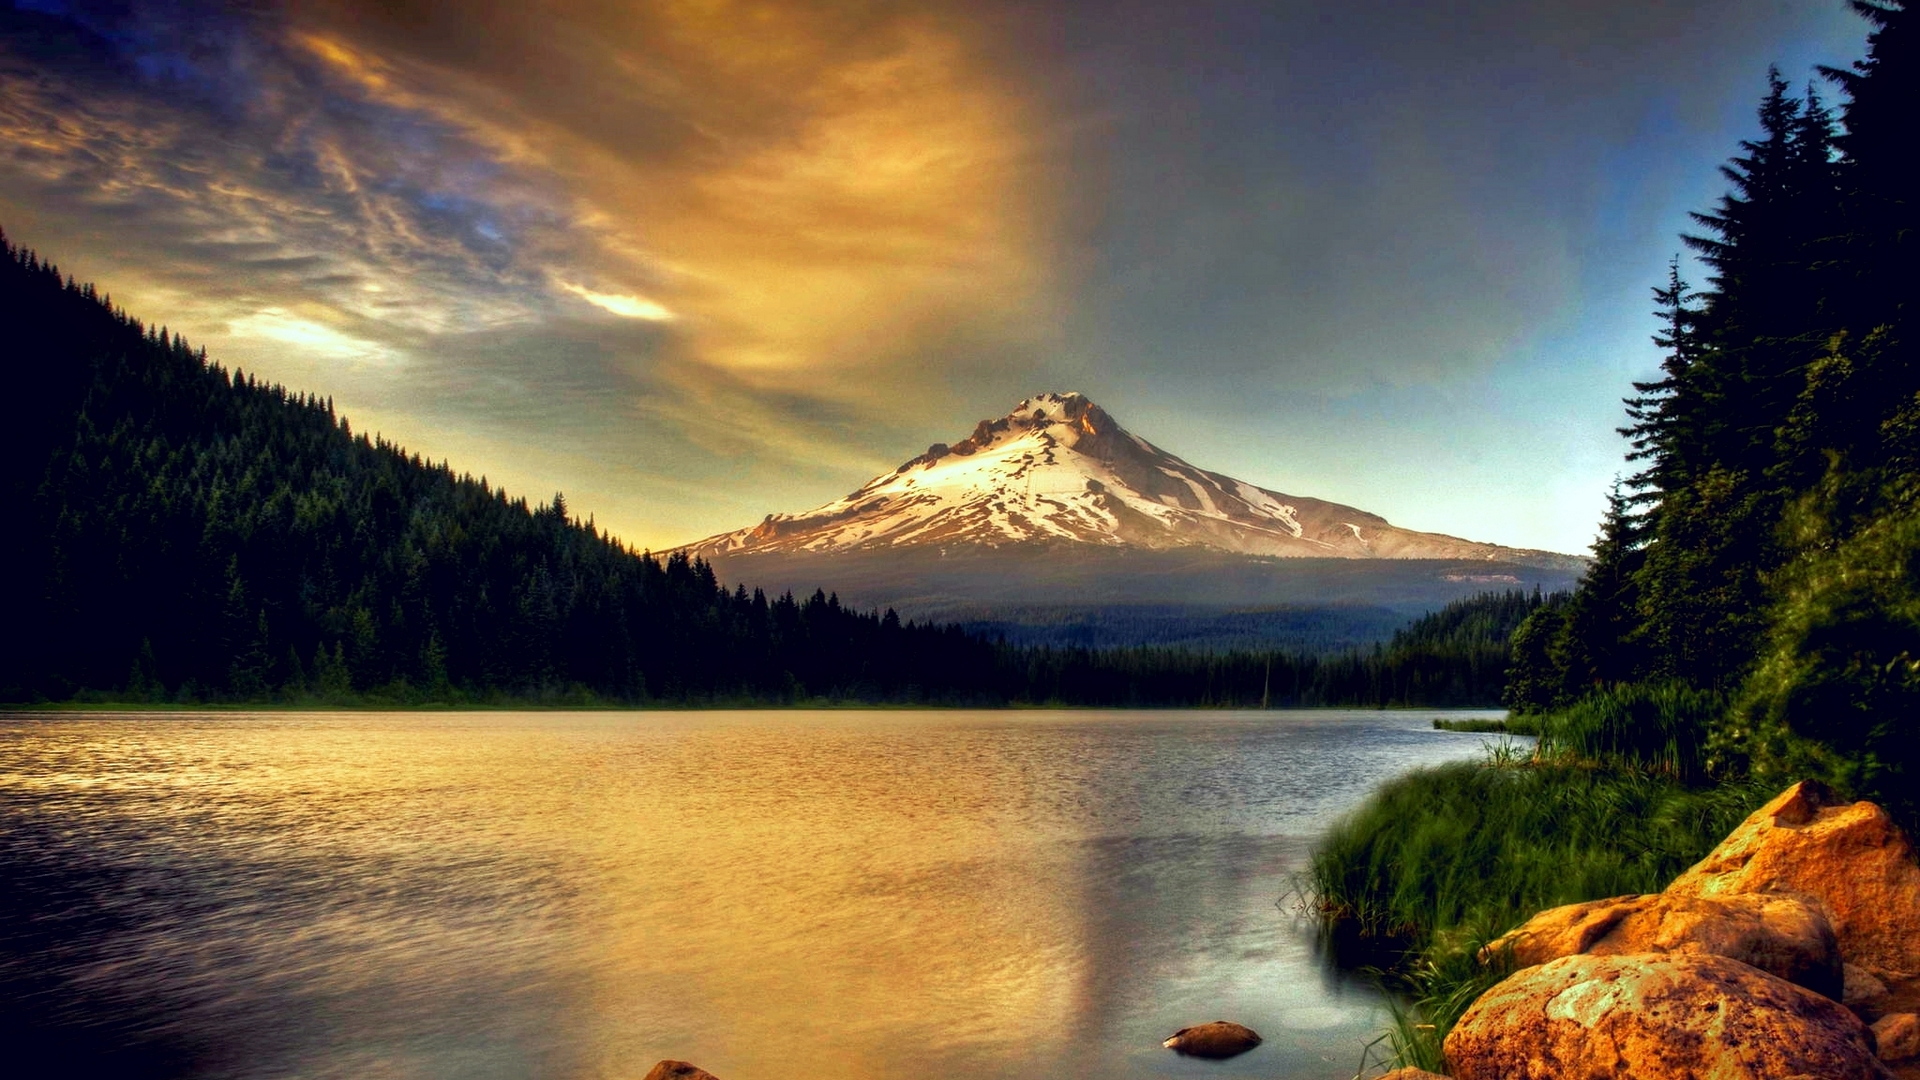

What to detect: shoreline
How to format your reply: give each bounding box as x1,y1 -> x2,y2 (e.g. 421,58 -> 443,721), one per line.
1,700 -> 1506,715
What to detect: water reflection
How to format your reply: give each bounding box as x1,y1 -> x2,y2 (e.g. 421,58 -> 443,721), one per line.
0,710 -> 1499,1079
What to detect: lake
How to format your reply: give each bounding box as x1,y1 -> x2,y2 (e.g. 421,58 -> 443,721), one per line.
0,709 -> 1507,1079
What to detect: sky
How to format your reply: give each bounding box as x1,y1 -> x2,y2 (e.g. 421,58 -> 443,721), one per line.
0,0 -> 1874,554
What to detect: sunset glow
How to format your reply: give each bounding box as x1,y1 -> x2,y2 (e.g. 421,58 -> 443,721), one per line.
0,0 -> 1868,552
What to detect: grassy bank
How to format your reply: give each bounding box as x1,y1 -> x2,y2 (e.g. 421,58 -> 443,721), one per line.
1308,718 -> 1767,1069
1309,759 -> 1758,948
1429,715 -> 1541,735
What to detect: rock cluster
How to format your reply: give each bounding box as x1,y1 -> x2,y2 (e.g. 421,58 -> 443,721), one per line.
1483,890 -> 1843,996
1666,780 -> 1920,984
1445,781 -> 1920,1079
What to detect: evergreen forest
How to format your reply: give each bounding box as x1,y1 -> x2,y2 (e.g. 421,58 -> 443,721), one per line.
0,235 -> 1538,709
1503,0 -> 1919,827
0,240 -> 1000,706
1310,8 -> 1920,1068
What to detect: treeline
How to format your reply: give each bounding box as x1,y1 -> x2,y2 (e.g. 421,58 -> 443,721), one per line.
1507,1 -> 1917,826
956,604 -> 1410,654
1,228 -> 1540,709
1004,589 -> 1549,708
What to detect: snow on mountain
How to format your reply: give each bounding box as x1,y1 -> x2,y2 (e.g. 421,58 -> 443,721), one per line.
680,391 -> 1574,566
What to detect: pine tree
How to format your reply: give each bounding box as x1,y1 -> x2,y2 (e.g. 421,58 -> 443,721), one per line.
1626,72 -> 1843,689
1622,262 -> 1702,508
1558,484 -> 1648,691
1504,595 -> 1571,714
1820,1 -> 1916,336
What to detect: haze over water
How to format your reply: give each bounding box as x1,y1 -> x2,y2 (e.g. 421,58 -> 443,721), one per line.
0,709 -> 1502,1079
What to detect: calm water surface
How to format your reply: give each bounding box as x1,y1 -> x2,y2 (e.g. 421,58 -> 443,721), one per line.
0,709 -> 1507,1079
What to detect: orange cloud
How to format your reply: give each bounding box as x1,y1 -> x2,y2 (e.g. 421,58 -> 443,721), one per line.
292,32 -> 394,94
295,0 -> 1053,404
655,15 -> 1044,380
0,0 -> 1061,547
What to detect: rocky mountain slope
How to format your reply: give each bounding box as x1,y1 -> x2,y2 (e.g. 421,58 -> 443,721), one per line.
681,392 -> 1581,569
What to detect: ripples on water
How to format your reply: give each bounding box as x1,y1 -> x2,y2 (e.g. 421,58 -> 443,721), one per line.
0,709 -> 1504,1079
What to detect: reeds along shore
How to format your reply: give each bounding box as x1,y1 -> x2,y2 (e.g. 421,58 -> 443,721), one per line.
1308,689 -> 1774,1072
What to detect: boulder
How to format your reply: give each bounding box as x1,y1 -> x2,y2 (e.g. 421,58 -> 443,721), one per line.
1377,1070 -> 1449,1080
642,1063 -> 720,1080
1875,1014 -> 1920,1063
1851,964 -> 1895,1016
1161,1020 -> 1262,1058
1443,952 -> 1889,1080
1484,893 -> 1656,967
1667,781 -> 1920,982
1486,891 -> 1842,998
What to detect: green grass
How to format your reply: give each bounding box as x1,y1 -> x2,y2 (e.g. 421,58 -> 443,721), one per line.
1535,682 -> 1725,782
1308,752 -> 1766,1071
1430,715 -> 1542,735
1309,758 -> 1760,945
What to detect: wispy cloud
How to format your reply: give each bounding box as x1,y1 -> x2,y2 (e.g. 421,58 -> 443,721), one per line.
556,281 -> 674,322
0,0 -> 1054,544
0,0 -> 1872,552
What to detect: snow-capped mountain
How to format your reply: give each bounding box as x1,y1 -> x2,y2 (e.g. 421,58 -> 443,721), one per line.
681,391 -> 1575,567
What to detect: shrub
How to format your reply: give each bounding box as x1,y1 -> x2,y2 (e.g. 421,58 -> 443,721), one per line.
1734,502 -> 1920,832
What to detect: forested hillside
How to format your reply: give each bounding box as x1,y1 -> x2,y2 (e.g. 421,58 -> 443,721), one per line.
1507,0 -> 1918,823
0,237 -> 1007,704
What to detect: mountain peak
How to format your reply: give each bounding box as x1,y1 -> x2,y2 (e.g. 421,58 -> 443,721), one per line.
681,394 -> 1577,568
1008,390 -> 1090,422
902,391 -> 1118,470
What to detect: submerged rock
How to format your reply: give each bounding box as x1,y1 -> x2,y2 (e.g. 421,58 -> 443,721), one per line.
1443,952 -> 1887,1080
1377,1070 -> 1449,1080
1667,780 -> 1920,984
1162,1020 -> 1262,1058
1487,891 -> 1842,998
642,1063 -> 721,1080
